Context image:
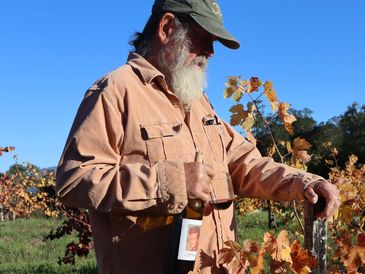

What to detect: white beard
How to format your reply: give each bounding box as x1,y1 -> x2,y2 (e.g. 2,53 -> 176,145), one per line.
155,32 -> 208,107
170,54 -> 208,107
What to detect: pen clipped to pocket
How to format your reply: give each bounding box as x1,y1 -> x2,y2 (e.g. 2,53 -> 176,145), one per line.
202,114 -> 220,126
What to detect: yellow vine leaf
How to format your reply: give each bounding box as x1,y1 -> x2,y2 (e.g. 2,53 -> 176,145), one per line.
340,205 -> 353,225
263,81 -> 278,112
250,259 -> 264,274
239,79 -> 249,92
286,141 -> 292,154
227,76 -> 239,87
224,76 -> 243,101
242,240 -> 263,274
232,90 -> 243,102
348,154 -> 358,166
262,230 -> 292,264
338,179 -> 357,204
325,159 -> 334,166
241,112 -> 255,132
247,102 -> 256,112
292,137 -> 312,164
278,102 -> 297,134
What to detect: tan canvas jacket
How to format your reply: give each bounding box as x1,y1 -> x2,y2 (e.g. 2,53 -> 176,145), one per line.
56,53 -> 323,274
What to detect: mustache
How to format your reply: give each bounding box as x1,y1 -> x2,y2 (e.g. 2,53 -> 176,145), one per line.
191,56 -> 208,69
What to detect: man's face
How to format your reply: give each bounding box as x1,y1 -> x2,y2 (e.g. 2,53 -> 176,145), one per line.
185,23 -> 216,67
154,17 -> 216,107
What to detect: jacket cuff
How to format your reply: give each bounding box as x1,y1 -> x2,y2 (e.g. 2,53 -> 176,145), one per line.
157,160 -> 188,214
294,172 -> 327,197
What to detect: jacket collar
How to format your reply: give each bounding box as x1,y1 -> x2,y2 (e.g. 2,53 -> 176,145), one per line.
127,52 -> 168,91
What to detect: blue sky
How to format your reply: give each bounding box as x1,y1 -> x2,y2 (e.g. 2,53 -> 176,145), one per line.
1,0 -> 364,172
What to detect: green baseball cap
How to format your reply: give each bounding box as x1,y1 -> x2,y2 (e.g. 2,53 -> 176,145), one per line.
152,0 -> 240,49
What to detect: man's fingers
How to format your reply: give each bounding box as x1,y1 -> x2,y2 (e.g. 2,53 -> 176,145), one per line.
304,187 -> 318,204
317,196 -> 340,220
310,181 -> 341,219
196,191 -> 211,203
310,183 -> 340,219
204,164 -> 215,177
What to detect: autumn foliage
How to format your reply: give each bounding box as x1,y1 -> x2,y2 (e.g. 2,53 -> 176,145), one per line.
0,147 -> 92,265
220,76 -> 365,273
0,147 -> 59,219
218,231 -> 318,274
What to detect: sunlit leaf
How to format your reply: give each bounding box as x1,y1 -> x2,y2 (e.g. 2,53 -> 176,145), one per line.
325,159 -> 334,165
232,90 -> 243,102
224,86 -> 236,99
239,79 -> 249,93
290,240 -> 318,274
226,76 -> 239,87
248,77 -> 262,93
262,230 -> 292,263
292,137 -> 312,164
224,76 -> 240,99
230,104 -> 246,126
241,112 -> 255,132
333,233 -> 365,273
263,81 -> 278,112
247,102 -> 257,112
340,205 -> 354,224
286,141 -> 292,154
278,102 -> 297,135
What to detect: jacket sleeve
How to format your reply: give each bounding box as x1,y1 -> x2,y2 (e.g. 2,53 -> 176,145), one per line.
56,85 -> 187,214
223,121 -> 325,201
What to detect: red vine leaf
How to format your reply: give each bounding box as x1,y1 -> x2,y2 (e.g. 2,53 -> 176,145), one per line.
290,240 -> 318,274
248,77 -> 262,93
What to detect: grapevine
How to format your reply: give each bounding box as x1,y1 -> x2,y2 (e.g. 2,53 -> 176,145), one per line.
220,76 -> 365,273
44,206 -> 93,265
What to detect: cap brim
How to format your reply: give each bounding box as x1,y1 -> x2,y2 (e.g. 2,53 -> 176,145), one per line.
190,14 -> 240,49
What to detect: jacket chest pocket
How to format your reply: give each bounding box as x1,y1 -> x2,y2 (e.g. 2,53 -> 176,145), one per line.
203,124 -> 225,163
140,122 -> 182,165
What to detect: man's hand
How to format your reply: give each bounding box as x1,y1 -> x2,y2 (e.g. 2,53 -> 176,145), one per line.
184,162 -> 214,203
304,180 -> 340,220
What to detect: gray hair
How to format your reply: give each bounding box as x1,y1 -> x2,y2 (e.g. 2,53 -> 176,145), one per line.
129,13 -> 190,57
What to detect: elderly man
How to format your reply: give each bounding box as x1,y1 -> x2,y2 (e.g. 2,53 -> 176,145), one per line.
56,0 -> 340,273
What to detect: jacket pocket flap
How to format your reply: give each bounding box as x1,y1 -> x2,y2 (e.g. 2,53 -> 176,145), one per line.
141,122 -> 182,139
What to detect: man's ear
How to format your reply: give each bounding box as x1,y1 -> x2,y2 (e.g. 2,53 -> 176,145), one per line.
157,13 -> 176,45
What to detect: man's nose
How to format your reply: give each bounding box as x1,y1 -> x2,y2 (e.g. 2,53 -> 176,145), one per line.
201,42 -> 214,58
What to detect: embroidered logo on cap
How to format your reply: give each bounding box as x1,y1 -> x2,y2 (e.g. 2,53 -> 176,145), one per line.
211,1 -> 222,19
